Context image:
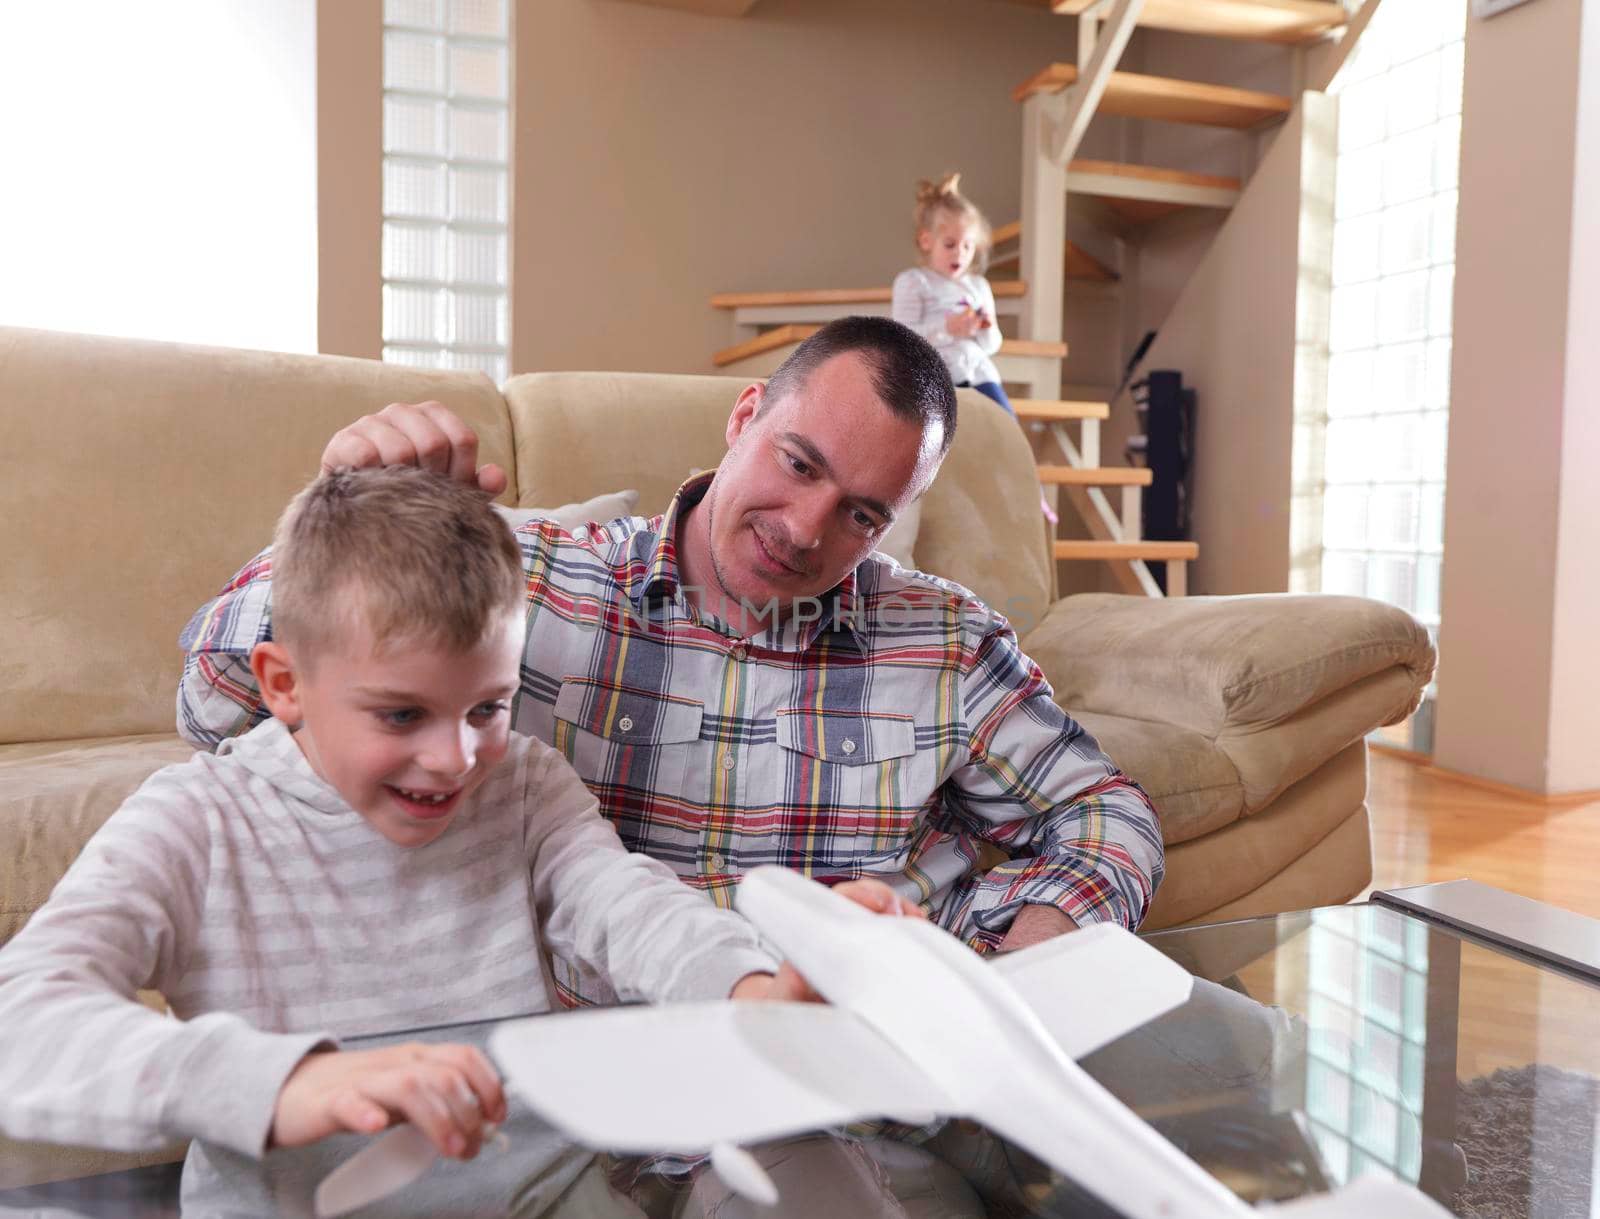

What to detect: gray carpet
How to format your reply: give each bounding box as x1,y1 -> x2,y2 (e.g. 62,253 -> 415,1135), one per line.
1453,1065 -> 1599,1219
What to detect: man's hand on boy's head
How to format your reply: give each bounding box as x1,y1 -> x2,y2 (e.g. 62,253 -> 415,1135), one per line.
321,401 -> 508,497
271,1042 -> 507,1160
729,878 -> 925,1003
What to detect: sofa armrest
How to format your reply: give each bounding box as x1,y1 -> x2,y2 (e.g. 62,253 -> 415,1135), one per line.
1021,593 -> 1436,737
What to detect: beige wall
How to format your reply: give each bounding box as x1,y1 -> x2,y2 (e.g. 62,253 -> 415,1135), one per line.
317,0 -> 383,360
1547,0 -> 1600,792
1079,98 -> 1328,598
511,0 -> 1104,376
1433,0 -> 1588,793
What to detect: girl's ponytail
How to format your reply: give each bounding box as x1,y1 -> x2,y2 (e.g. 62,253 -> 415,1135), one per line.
912,172 -> 992,270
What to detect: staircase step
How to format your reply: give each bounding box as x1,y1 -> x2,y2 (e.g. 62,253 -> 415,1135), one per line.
1037,465 -> 1152,487
1067,159 -> 1241,223
710,282 -> 1027,310
712,324 -> 819,367
1052,0 -> 1346,44
1002,338 -> 1070,359
990,221 -> 1119,283
1054,540 -> 1199,561
1013,399 -> 1109,422
1014,65 -> 1292,129
712,328 -> 1067,369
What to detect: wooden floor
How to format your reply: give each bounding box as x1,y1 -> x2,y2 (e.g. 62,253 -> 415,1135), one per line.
1367,748 -> 1600,918
1365,750 -> 1600,1080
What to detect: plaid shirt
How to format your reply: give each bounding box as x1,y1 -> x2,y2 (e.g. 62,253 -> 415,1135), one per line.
178,475 -> 1163,1006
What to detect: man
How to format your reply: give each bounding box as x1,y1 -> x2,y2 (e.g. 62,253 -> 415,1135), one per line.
180,318 -> 1163,991
176,317 -> 1185,1214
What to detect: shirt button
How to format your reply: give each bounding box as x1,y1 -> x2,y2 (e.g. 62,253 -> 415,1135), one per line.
711,853 -> 727,870
617,715 -> 634,733
730,643 -> 748,661
720,755 -> 736,771
841,738 -> 857,756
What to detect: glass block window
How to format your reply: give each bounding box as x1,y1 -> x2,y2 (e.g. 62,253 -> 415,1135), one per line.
1321,1 -> 1465,633
1304,908 -> 1431,1186
381,0 -> 510,383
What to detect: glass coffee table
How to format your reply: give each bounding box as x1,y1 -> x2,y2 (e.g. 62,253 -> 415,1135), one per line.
5,880 -> 1598,1217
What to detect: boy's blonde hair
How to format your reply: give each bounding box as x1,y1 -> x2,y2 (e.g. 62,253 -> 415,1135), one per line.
913,172 -> 992,273
272,466 -> 523,663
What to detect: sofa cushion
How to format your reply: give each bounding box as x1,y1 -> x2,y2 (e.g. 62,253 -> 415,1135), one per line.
1026,593 -> 1435,737
874,495 -> 922,569
1073,710 -> 1244,846
501,374 -> 1053,640
0,734 -> 197,944
1151,805 -> 1373,932
917,388 -> 1054,637
1142,742 -> 1368,930
499,488 -> 640,533
1027,593 -> 1432,813
0,326 -> 516,745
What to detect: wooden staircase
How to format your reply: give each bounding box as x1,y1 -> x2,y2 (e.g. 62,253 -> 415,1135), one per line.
1007,0 -> 1344,596
705,0 -> 1349,597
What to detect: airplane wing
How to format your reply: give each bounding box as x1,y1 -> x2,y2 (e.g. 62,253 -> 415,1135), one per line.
1265,1175 -> 1456,1218
988,923 -> 1195,1059
489,1000 -> 950,1153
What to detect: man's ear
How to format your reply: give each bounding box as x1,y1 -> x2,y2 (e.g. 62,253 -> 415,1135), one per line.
726,382 -> 765,448
250,641 -> 303,726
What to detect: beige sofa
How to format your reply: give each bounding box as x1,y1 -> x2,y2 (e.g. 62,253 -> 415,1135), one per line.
0,324 -> 1432,1180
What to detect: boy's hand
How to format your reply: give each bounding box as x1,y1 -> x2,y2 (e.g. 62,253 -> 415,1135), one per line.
729,878 -> 926,1003
270,1043 -> 507,1160
321,401 -> 508,496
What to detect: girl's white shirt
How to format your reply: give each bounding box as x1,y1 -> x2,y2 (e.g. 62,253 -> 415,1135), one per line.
890,266 -> 1003,387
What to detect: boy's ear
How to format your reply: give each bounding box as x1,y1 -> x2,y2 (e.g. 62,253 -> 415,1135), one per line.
250,642 -> 303,725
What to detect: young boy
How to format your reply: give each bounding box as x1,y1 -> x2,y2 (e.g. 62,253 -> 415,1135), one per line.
0,468 -> 813,1216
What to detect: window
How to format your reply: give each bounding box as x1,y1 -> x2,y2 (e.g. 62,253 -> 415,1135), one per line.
1307,0 -> 1467,750
0,1 -> 316,352
380,0 -> 510,382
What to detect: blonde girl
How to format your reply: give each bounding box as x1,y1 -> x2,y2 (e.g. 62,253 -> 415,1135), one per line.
890,173 -> 1013,415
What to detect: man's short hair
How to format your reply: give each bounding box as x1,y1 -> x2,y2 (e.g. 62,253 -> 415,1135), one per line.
761,316 -> 958,454
272,466 -> 523,662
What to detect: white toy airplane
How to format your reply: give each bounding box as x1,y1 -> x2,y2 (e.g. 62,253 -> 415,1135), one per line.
494,867 -> 1452,1217
318,867 -> 1454,1217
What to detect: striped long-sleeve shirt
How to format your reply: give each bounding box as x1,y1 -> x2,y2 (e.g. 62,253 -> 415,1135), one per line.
179,475 -> 1164,1006
0,719 -> 775,1176
890,267 -> 1003,387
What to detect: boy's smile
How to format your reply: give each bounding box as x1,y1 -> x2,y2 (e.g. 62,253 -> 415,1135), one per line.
255,609 -> 524,847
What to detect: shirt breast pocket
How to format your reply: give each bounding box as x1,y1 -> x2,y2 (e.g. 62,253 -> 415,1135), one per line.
552,678 -> 704,818
774,709 -> 919,868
